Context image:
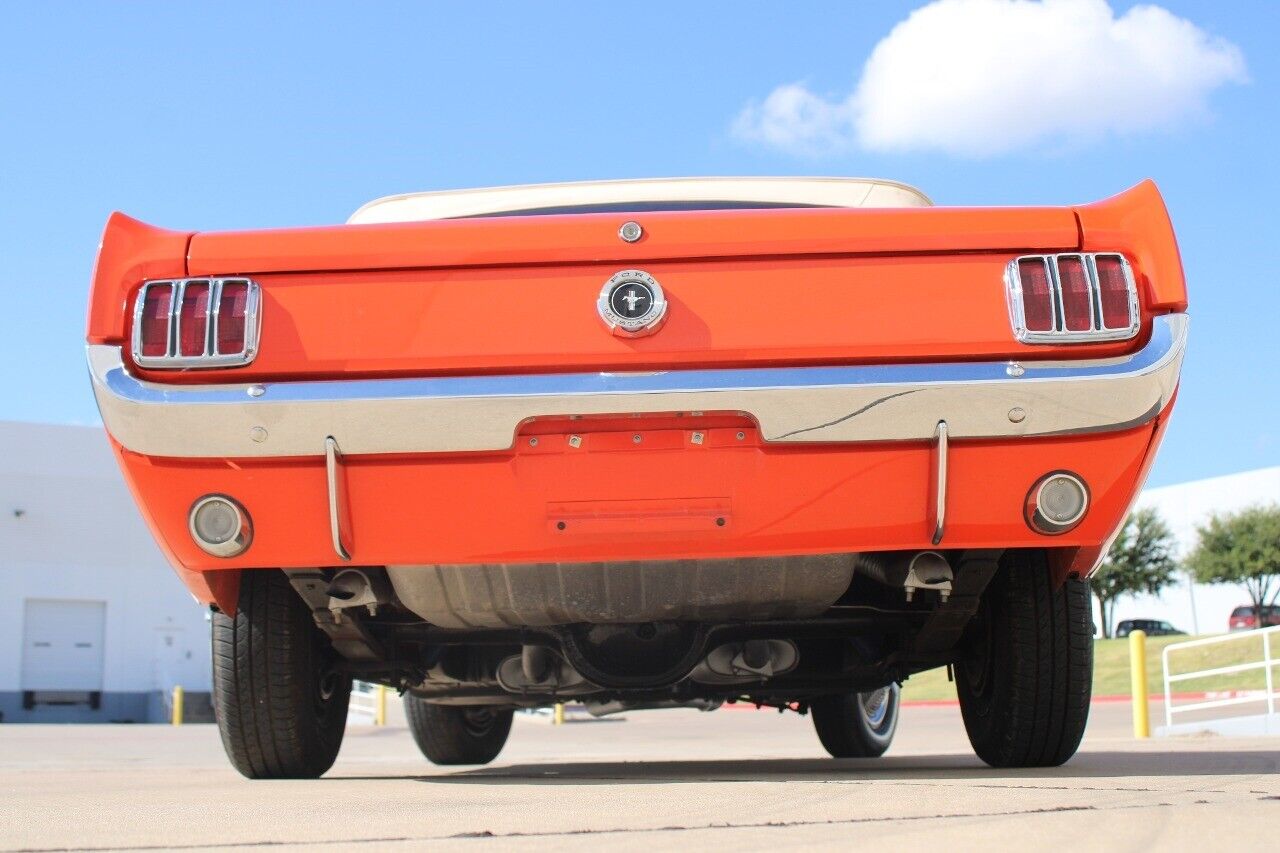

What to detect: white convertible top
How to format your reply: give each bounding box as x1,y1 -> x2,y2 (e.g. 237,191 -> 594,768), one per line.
348,177 -> 932,224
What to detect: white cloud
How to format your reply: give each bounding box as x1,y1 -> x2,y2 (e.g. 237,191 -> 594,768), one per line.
732,0 -> 1246,157
731,83 -> 857,157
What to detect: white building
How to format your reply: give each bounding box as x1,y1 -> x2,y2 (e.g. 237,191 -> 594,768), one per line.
1109,465 -> 1280,635
1,419 -> 1275,722
0,421 -> 211,723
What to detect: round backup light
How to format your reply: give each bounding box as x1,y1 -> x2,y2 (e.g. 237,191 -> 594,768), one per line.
189,495 -> 252,557
1025,472 -> 1089,535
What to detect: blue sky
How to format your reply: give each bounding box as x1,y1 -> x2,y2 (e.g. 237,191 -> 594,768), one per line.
1,1 -> 1276,487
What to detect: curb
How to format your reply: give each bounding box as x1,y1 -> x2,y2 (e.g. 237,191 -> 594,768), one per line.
723,691 -> 1261,710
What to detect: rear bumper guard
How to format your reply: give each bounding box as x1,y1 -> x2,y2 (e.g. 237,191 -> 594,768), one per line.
89,314 -> 1187,459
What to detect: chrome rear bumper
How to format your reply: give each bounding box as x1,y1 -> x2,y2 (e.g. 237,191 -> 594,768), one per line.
88,314 -> 1186,459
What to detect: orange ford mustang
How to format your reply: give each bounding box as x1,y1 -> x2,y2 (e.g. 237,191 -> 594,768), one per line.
87,177 -> 1186,777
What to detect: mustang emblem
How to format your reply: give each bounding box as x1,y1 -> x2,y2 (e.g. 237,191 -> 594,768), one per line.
597,269 -> 668,337
620,289 -> 646,313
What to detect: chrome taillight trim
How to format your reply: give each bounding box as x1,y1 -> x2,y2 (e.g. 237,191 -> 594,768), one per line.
1005,253 -> 1140,344
132,278 -> 262,368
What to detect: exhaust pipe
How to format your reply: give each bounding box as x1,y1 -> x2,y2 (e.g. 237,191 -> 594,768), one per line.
854,551 -> 953,602
521,644 -> 553,683
497,646 -> 594,695
325,568 -> 394,615
689,639 -> 799,685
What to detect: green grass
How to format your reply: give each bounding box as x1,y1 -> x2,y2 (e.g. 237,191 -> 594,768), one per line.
900,633 -> 1279,702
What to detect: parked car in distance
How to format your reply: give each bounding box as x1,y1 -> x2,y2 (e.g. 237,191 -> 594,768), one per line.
1114,619 -> 1184,638
1228,605 -> 1280,631
87,177 -> 1188,779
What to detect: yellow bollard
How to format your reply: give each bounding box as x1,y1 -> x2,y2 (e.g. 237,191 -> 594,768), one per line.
171,685 -> 184,726
375,685 -> 387,727
1129,630 -> 1149,738
553,702 -> 565,726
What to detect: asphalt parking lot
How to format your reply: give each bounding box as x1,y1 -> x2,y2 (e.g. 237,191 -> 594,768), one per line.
2,702 -> 1277,852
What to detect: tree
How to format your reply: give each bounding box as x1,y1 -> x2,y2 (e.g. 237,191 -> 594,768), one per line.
1093,507 -> 1179,638
1187,504 -> 1280,629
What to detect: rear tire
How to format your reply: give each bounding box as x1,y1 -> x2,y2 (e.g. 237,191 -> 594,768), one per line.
811,683 -> 900,758
404,696 -> 514,765
956,549 -> 1093,768
211,570 -> 351,779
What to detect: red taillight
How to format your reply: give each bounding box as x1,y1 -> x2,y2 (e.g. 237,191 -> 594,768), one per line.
1009,253 -> 1138,343
139,284 -> 173,357
216,281 -> 248,354
134,278 -> 259,367
178,281 -> 211,356
1056,256 -> 1092,332
1017,258 -> 1054,332
1094,255 -> 1132,329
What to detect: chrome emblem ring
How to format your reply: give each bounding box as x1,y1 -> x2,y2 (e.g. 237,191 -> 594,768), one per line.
597,269 -> 667,337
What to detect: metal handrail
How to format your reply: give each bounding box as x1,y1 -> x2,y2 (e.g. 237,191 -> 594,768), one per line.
1162,624 -> 1278,728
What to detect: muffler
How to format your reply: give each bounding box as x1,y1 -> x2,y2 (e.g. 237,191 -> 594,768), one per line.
496,645 -> 595,696
585,698 -> 722,717
688,639 -> 799,684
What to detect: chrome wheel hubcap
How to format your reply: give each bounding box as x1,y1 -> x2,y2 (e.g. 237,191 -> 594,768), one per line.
860,687 -> 891,728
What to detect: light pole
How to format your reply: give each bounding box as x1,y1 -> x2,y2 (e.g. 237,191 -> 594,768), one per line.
1186,569 -> 1200,635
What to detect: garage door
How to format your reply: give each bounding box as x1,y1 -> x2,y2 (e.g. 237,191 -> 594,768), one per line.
21,599 -> 107,691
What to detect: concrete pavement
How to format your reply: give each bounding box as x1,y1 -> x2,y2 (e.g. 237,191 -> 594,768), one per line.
1,702 -> 1277,852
